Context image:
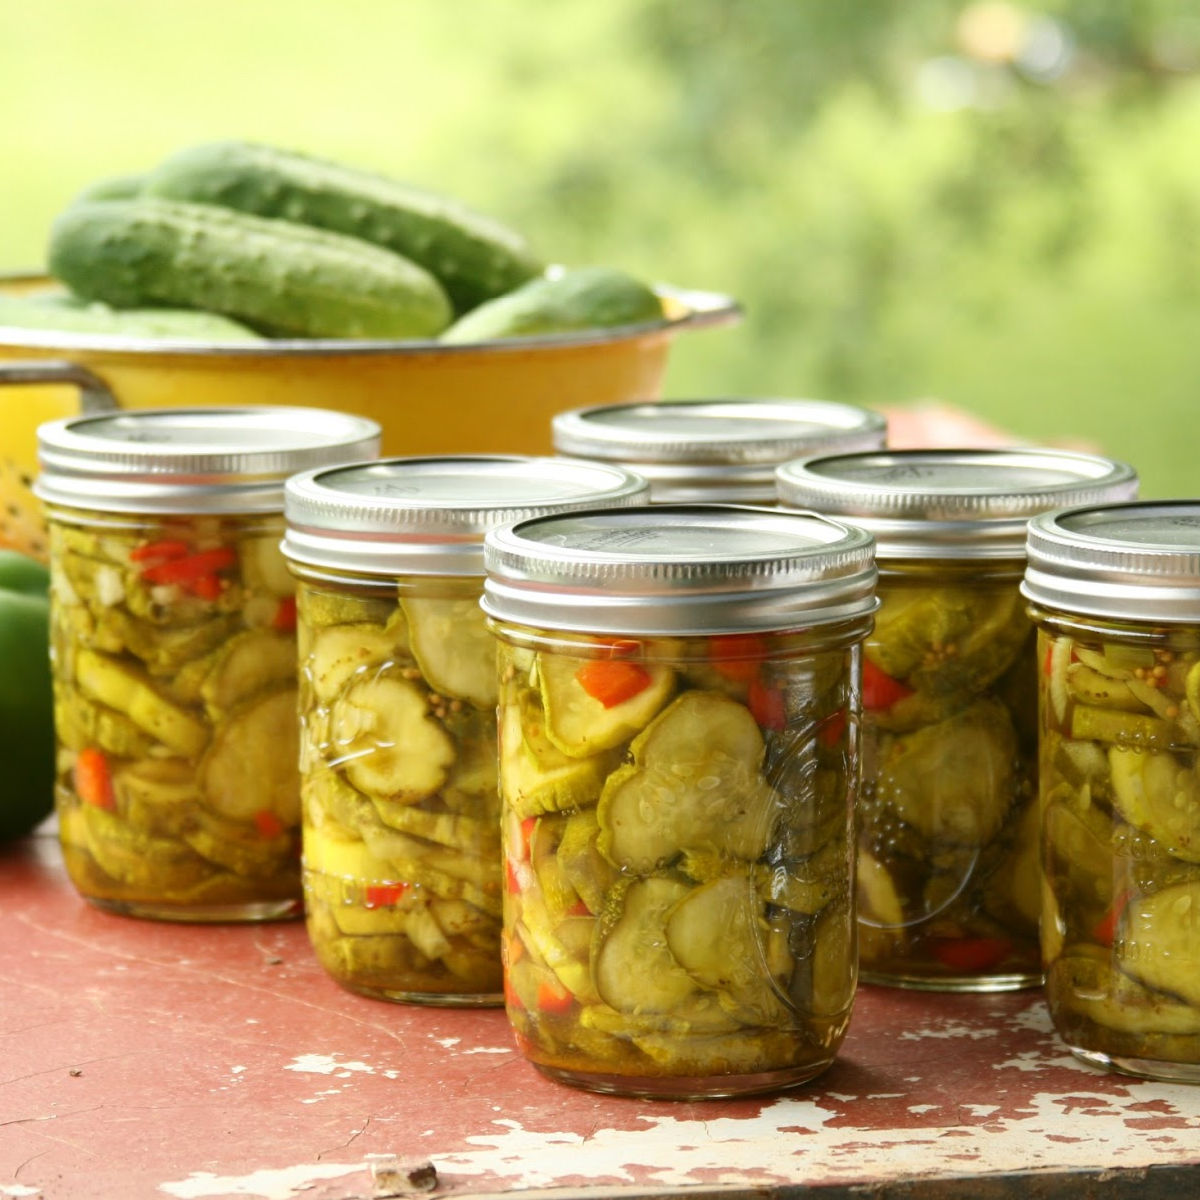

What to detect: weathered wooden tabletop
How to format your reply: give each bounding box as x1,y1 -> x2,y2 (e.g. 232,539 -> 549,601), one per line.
2,830 -> 1198,1200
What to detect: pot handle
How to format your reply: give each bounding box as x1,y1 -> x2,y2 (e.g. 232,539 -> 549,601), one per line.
0,359 -> 120,414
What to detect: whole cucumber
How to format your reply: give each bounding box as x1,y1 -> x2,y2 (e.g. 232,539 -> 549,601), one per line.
144,140 -> 542,314
47,198 -> 454,339
441,266 -> 663,343
0,292 -> 262,342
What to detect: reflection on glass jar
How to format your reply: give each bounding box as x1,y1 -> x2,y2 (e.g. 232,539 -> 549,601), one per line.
483,503 -> 878,1097
35,407 -> 382,921
777,448 -> 1138,991
282,455 -> 647,1005
1025,500 -> 1200,1082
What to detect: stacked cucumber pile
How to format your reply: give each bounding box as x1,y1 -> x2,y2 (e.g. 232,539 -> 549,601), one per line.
5,141 -> 664,343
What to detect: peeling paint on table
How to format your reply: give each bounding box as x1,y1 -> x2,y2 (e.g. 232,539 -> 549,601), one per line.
2,832 -> 1198,1200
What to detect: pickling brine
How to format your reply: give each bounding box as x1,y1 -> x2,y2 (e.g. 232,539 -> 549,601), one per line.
855,563 -> 1042,988
1035,619 -> 1200,1078
776,447 -> 1138,991
297,576 -> 504,1000
495,628 -> 858,1093
1024,499 -> 1200,1082
48,511 -> 303,915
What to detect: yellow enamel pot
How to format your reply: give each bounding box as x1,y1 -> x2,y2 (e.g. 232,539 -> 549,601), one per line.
0,273 -> 739,557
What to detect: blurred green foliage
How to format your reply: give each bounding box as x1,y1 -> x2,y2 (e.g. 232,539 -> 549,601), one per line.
2,0 -> 1198,495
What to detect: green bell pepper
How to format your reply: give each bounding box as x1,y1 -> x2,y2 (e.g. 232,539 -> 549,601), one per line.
0,550 -> 54,840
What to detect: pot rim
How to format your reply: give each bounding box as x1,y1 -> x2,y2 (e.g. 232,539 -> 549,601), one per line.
0,273 -> 741,358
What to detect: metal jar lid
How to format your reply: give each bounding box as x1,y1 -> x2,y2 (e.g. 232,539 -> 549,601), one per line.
1022,500 -> 1200,624
775,448 -> 1138,559
34,406 -> 382,515
281,455 -> 648,577
550,397 -> 888,503
482,503 -> 878,635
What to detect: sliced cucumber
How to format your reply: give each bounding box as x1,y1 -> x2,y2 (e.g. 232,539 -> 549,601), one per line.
596,690 -> 776,872
328,672 -> 454,801
403,595 -> 497,708
1120,881 -> 1200,1006
200,687 -> 300,823
75,647 -> 210,757
1110,748 -> 1200,863
200,629 -> 297,717
538,652 -> 674,757
593,876 -> 699,1015
305,620 -> 408,705
498,698 -> 612,818
555,806 -> 618,914
1051,948 -> 1200,1036
856,849 -> 905,928
666,872 -> 788,1025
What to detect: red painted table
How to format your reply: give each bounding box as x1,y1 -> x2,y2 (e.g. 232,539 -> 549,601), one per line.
3,828 -> 1198,1200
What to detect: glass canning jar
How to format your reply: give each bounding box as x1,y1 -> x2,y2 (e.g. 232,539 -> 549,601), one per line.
481,503 -> 878,1098
776,449 -> 1138,991
34,406 -> 382,922
551,397 -> 887,504
280,455 -> 647,1006
1023,500 -> 1200,1082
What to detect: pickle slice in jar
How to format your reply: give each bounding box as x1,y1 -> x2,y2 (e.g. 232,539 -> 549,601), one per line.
1050,947 -> 1200,1036
873,697 -> 1016,847
182,805 -> 293,876
201,686 -> 301,824
74,648 -> 210,757
1069,706 -> 1173,748
665,872 -> 791,1025
499,700 -> 612,818
306,620 -> 409,705
1066,663 -> 1143,710
1120,881 -> 1200,1006
868,586 -> 1030,699
200,629 -> 298,718
73,803 -> 211,891
328,671 -> 454,801
1109,748 -> 1200,863
555,807 -> 619,914
402,596 -> 497,708
597,690 -> 777,873
856,849 -> 906,928
538,652 -> 675,757
55,686 -> 157,758
592,876 -> 709,1017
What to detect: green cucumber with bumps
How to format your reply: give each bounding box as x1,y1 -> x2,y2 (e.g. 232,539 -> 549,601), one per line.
47,198 -> 453,339
144,140 -> 542,314
0,291 -> 262,342
441,265 -> 663,343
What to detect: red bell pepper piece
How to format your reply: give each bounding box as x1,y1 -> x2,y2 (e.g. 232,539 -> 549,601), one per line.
1092,889 -> 1134,947
272,595 -> 298,632
709,633 -> 768,682
818,708 -> 848,747
536,977 -> 575,1015
518,816 -> 538,860
129,538 -> 190,563
74,747 -> 114,811
364,882 -> 409,909
932,936 -> 1012,973
253,809 -> 285,838
575,659 -> 652,709
862,659 -> 914,711
140,546 -> 237,586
